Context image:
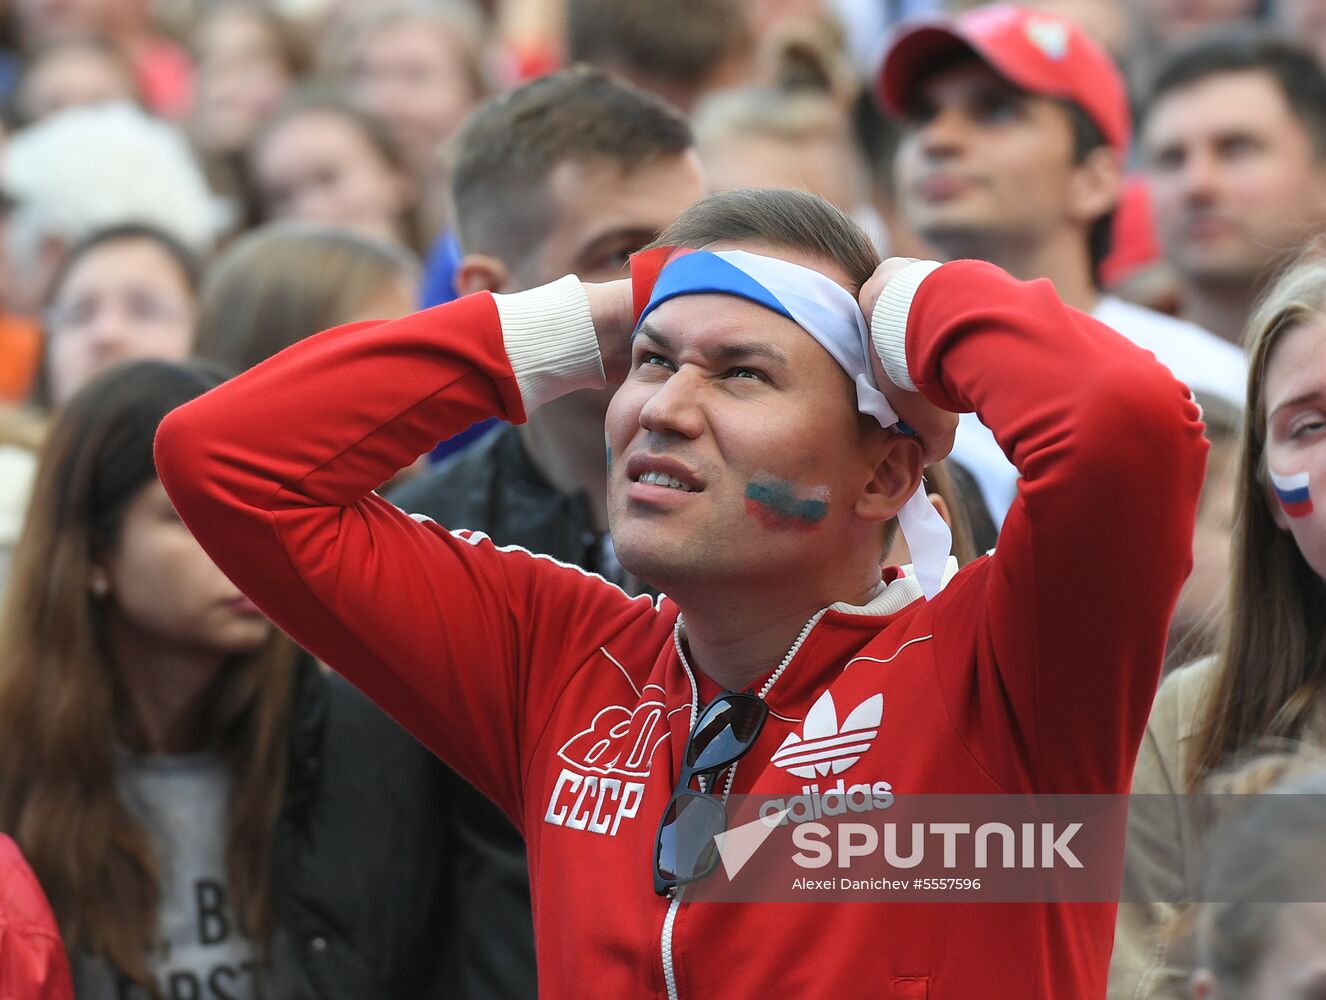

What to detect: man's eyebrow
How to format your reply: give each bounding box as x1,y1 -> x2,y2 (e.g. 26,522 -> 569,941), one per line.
633,323 -> 670,349
709,342 -> 790,366
634,324 -> 789,366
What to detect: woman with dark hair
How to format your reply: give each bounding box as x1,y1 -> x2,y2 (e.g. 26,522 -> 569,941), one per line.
1112,250 -> 1326,996
0,360 -> 290,994
0,360 -> 452,999
41,223 -> 200,409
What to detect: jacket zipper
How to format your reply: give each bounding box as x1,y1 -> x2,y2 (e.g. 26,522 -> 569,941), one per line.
659,610 -> 827,1000
661,624 -> 698,1000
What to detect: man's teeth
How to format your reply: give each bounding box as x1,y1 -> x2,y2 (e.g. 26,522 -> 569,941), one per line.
638,470 -> 695,492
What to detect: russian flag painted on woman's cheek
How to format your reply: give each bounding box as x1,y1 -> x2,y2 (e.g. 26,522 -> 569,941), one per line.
1270,469 -> 1314,518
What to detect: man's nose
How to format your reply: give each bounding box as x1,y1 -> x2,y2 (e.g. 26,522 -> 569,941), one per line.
1180,148 -> 1221,203
638,367 -> 706,439
916,104 -> 969,158
85,310 -> 131,352
295,187 -> 336,223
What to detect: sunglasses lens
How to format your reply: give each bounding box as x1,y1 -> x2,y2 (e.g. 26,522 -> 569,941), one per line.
656,791 -> 726,885
686,694 -> 767,772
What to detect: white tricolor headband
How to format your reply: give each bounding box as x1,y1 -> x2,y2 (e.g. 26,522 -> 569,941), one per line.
635,248 -> 953,599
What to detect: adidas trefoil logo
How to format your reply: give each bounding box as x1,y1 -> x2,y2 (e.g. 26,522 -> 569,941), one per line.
771,691 -> 883,778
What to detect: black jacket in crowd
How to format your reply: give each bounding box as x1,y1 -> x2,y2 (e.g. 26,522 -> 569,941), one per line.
272,657 -> 454,999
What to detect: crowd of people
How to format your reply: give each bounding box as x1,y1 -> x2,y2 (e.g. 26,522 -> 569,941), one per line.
0,0 -> 1323,998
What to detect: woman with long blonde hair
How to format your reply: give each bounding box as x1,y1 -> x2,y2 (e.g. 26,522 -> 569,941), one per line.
1111,252 -> 1326,997
0,360 -> 452,998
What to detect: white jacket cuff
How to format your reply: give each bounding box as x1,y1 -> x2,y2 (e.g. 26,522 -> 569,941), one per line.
870,260 -> 943,393
494,275 -> 605,413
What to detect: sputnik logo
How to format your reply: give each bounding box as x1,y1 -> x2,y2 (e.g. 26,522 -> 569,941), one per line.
770,691 -> 883,779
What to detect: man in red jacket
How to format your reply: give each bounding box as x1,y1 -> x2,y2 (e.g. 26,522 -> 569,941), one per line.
156,187 -> 1206,998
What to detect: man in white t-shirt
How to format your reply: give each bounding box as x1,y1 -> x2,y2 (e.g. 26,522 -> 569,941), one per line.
876,3 -> 1245,525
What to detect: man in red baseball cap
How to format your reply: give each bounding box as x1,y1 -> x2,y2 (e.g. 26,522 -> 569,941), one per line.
878,2 -> 1131,155
876,3 -> 1245,528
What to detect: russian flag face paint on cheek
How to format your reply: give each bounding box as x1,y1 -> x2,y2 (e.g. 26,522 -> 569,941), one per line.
744,474 -> 830,531
1270,469 -> 1314,518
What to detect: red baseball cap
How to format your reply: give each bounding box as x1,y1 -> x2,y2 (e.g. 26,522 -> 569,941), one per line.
875,3 -> 1131,154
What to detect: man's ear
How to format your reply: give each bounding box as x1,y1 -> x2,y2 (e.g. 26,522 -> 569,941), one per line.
454,253 -> 511,297
1068,145 -> 1123,228
854,431 -> 923,522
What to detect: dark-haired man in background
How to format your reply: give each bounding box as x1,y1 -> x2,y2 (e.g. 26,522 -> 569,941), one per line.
564,0 -> 753,113
386,66 -> 703,999
878,3 -> 1245,526
1142,28 -> 1326,346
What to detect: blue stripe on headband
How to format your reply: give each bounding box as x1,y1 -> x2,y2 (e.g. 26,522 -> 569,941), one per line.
635,249 -> 878,419
636,250 -> 794,329
634,250 -> 892,424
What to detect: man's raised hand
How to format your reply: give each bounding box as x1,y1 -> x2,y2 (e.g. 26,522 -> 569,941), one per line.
859,258 -> 957,466
582,278 -> 635,370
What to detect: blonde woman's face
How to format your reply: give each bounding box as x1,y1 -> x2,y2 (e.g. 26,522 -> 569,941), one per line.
1263,317 -> 1326,578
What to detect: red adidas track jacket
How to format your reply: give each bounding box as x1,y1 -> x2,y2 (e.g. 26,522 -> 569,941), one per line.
156,260 -> 1206,999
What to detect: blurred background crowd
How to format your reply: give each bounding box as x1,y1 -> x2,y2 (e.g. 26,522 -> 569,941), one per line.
0,0 -> 1324,997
